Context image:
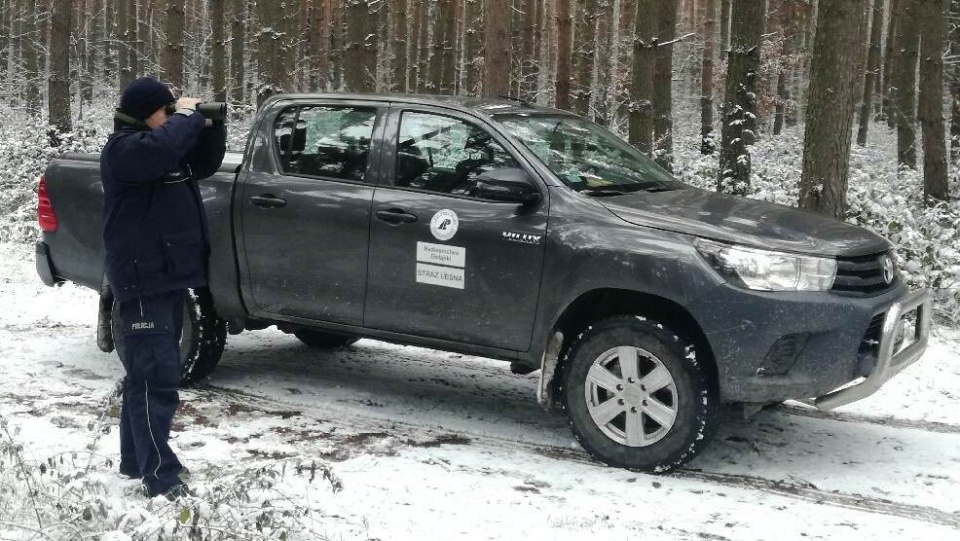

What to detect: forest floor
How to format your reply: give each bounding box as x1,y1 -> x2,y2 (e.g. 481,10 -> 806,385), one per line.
2,239 -> 960,540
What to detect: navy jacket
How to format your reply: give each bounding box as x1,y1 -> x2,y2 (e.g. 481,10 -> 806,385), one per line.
101,113 -> 227,302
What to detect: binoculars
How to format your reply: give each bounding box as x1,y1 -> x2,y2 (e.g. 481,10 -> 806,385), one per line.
196,102 -> 228,121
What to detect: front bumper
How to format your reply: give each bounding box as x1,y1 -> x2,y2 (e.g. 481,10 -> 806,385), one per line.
814,288 -> 931,410
689,281 -> 931,404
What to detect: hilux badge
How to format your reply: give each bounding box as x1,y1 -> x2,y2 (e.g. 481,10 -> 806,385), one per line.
430,209 -> 459,241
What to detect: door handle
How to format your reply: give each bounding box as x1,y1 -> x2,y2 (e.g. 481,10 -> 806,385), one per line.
375,208 -> 418,225
250,194 -> 287,208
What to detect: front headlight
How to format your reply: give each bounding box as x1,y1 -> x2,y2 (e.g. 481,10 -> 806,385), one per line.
695,239 -> 837,291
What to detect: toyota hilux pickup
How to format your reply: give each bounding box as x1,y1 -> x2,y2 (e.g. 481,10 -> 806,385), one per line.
36,93 -> 931,472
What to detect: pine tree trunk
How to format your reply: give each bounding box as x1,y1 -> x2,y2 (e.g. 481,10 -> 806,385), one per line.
701,0 -> 716,153
209,0 -> 226,100
949,0 -> 960,161
629,1 -> 657,154
430,0 -> 456,93
593,0 -> 612,123
653,0 -> 677,170
555,0 -> 573,109
331,0 -> 344,90
415,0 -> 430,92
343,0 -> 377,92
918,0 -> 949,203
883,0 -> 900,126
717,0 -> 763,195
23,0 -> 42,116
389,0 -> 407,92
856,0 -> 885,145
136,0 -> 148,78
892,0 -> 920,168
48,0 -> 71,138
720,0 -> 730,52
163,0 -> 185,89
799,0 -> 867,218
229,0 -> 245,102
572,0 -> 597,115
464,0 -> 481,95
483,0 -> 510,97
518,0 -> 538,101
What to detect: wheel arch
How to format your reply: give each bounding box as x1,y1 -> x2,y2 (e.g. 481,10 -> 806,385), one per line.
538,288 -> 718,410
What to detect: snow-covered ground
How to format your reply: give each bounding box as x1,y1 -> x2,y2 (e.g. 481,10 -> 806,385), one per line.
2,239 -> 960,540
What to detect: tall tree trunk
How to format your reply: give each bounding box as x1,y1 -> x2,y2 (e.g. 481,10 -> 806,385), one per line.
773,0 -> 797,136
344,0 -> 376,92
48,0 -> 71,139
949,0 -> 960,161
210,0 -> 226,100
230,0 -> 246,102
331,0 -> 344,90
572,0 -> 597,115
701,0 -> 716,153
519,0 -> 539,101
415,0 -> 429,92
555,0 -> 573,109
717,0 -> 764,195
430,0 -> 456,93
163,0 -> 185,89
883,0 -> 900,126
483,0 -> 510,97
720,0 -> 731,52
389,0 -> 407,92
892,0 -> 921,168
856,0 -> 885,145
464,0 -> 482,95
799,0 -> 867,218
23,0 -> 41,116
629,2 -> 657,154
593,0 -> 612,123
653,0 -> 678,170
918,0 -> 949,203
119,0 -> 138,86
256,0 -> 292,104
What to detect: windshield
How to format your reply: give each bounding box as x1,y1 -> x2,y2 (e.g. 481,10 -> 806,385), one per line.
494,114 -> 685,194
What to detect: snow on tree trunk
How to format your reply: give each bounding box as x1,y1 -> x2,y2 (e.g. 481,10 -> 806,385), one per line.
717,0 -> 763,195
799,0 -> 867,219
555,0 -> 573,109
701,0 -> 716,154
429,0 -> 456,94
573,0 -> 597,116
344,0 -> 378,93
629,1 -> 656,154
464,0 -> 482,95
48,0 -> 71,139
653,0 -> 677,171
857,0 -> 884,146
211,0 -> 227,101
892,0 -> 921,168
164,0 -> 186,90
483,0 -> 510,97
917,0 -> 949,203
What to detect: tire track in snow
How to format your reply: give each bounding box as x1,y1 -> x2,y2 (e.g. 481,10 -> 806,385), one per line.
191,383 -> 960,530
774,404 -> 960,435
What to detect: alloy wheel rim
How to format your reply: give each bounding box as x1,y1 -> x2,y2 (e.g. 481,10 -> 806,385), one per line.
583,345 -> 679,447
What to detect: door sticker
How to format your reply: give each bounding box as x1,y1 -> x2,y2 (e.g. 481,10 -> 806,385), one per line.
430,209 -> 459,241
416,241 -> 466,289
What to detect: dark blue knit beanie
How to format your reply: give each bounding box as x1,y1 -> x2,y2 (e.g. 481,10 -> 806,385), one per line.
119,77 -> 176,120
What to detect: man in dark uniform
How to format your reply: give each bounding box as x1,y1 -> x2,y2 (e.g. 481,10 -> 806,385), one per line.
101,77 -> 226,499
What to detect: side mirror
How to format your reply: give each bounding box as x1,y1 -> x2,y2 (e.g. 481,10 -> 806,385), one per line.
476,168 -> 541,205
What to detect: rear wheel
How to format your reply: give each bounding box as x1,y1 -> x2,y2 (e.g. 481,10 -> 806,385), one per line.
293,329 -> 359,349
112,288 -> 227,384
559,316 -> 719,472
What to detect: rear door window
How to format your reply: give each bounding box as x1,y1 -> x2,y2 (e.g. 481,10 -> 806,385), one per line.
274,106 -> 378,182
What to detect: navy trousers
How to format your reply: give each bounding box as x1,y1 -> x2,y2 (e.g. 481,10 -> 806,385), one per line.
116,290 -> 185,496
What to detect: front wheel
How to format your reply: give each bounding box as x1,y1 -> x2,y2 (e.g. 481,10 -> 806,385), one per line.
112,288 -> 227,385
558,316 -> 719,472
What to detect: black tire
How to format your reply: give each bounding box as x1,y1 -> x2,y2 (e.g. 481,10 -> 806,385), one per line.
112,288 -> 227,385
558,315 -> 719,472
293,329 -> 359,349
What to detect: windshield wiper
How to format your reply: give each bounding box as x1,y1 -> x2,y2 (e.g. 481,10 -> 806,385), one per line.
578,187 -> 630,197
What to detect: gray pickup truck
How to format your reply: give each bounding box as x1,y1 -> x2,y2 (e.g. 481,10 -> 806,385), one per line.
36,94 -> 931,472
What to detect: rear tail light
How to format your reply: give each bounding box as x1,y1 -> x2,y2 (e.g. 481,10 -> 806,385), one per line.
37,175 -> 58,232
